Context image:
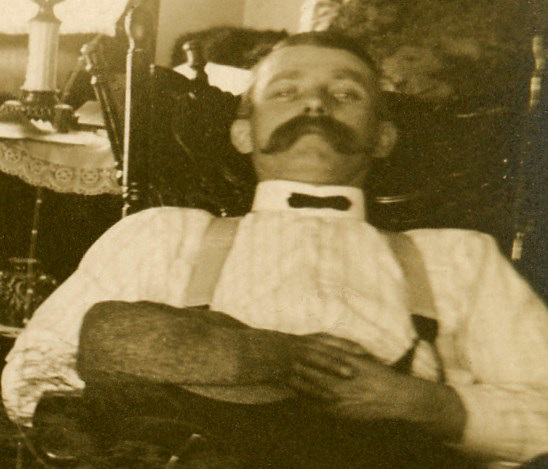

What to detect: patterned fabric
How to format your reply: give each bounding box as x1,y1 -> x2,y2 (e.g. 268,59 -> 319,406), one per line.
299,0 -> 539,101
0,139 -> 119,195
2,182 -> 548,464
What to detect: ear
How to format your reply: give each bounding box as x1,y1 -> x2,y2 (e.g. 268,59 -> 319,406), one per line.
230,119 -> 253,154
372,121 -> 398,159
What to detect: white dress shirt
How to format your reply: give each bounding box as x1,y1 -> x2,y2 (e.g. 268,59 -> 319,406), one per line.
2,180 -> 548,465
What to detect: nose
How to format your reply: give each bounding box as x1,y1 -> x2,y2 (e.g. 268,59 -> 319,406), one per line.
303,91 -> 328,116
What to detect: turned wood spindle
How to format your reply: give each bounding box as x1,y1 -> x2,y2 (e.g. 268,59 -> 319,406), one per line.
122,5 -> 154,216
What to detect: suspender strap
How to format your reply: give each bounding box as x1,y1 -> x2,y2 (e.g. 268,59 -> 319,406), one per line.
185,217 -> 241,307
384,232 -> 439,343
384,232 -> 444,380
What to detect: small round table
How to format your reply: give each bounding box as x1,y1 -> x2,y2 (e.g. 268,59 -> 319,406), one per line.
0,117 -> 121,329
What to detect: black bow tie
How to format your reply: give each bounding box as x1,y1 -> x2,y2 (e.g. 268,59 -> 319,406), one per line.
287,192 -> 352,211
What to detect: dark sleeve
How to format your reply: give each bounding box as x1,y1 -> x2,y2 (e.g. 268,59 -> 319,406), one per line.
77,301 -> 287,386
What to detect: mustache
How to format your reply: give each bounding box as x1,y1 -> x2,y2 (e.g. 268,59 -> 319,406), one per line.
260,115 -> 365,155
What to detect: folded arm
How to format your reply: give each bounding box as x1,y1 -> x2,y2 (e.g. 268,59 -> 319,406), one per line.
77,301 -> 285,385
77,300 -> 366,390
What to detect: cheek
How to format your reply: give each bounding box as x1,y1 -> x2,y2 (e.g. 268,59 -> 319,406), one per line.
249,115 -> 271,145
250,108 -> 293,141
346,111 -> 379,142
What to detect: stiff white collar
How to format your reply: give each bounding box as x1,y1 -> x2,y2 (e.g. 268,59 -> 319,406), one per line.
251,180 -> 366,220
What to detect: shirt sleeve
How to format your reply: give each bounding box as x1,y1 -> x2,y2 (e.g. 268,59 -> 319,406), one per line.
447,234 -> 548,462
1,207 -> 211,426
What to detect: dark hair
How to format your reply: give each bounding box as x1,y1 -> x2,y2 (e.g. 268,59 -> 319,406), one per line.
270,31 -> 378,76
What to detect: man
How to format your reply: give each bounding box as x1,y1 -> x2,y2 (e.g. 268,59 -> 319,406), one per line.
2,32 -> 548,467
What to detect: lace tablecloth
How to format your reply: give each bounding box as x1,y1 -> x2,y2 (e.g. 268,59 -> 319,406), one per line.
0,132 -> 120,196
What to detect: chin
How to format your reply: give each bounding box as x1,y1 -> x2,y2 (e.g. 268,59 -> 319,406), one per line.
282,174 -> 346,186
286,169 -> 368,188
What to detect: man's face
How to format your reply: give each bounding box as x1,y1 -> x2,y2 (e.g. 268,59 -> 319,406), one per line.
237,45 -> 389,187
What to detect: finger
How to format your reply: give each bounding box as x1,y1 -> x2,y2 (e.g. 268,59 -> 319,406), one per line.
291,361 -> 345,391
306,333 -> 368,356
297,347 -> 354,378
286,372 -> 336,400
287,377 -> 334,400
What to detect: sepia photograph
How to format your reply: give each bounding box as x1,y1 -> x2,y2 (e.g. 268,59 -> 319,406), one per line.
0,0 -> 546,467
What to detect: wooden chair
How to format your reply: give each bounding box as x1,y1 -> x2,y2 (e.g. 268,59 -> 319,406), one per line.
82,6 -> 255,219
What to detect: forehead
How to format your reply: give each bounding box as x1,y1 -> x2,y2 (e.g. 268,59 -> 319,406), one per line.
252,45 -> 377,93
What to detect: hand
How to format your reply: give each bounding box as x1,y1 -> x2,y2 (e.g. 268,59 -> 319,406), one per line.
276,332 -> 369,384
286,339 -> 467,441
288,345 -> 412,421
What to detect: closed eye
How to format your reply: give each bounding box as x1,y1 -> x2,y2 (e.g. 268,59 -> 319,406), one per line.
330,79 -> 368,102
332,90 -> 362,101
267,87 -> 298,100
330,86 -> 365,102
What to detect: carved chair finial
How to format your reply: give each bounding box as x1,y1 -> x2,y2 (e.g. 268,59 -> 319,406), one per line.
183,40 -> 208,84
125,5 -> 153,51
